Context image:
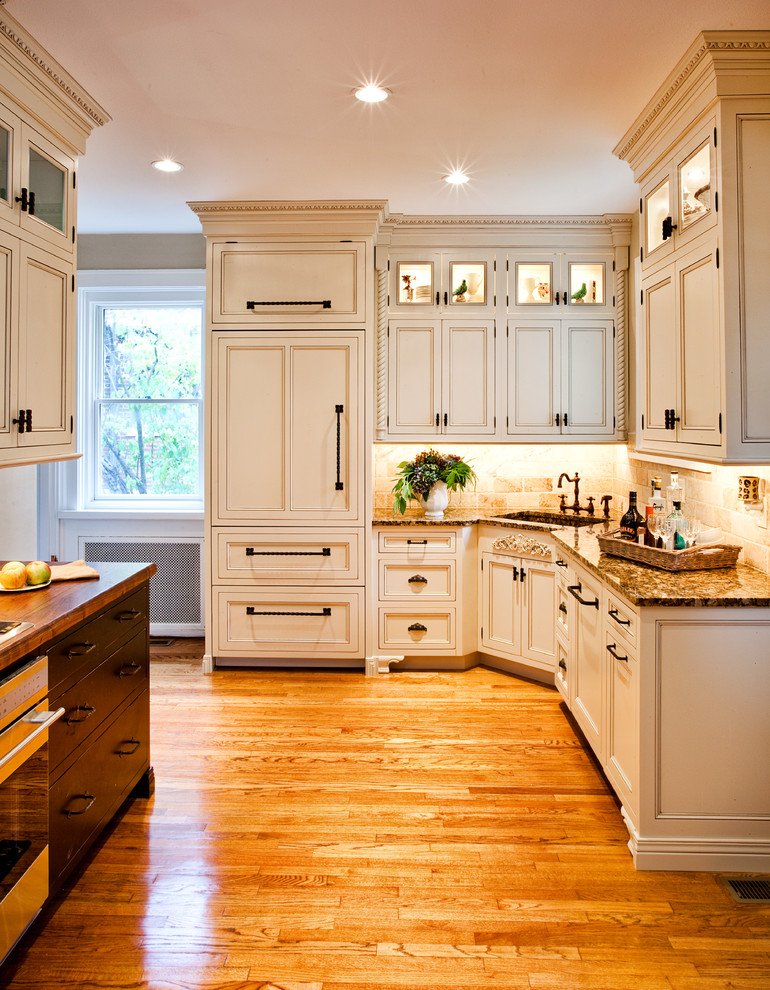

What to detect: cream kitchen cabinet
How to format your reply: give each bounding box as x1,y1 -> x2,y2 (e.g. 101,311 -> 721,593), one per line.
386,318 -> 496,437
506,318 -> 615,437
208,239 -> 366,325
0,236 -> 75,463
615,31 -> 770,462
211,331 -> 363,524
388,250 -> 495,315
639,232 -> 721,449
507,251 -> 613,313
478,526 -> 557,677
566,562 -> 605,760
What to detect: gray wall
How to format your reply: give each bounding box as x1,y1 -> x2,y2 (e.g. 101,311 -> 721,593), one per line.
78,233 -> 205,270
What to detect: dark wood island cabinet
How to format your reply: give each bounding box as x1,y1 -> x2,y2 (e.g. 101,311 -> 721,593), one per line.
0,562 -> 156,895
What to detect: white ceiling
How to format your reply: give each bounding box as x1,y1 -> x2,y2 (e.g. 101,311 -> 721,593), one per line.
5,0 -> 770,234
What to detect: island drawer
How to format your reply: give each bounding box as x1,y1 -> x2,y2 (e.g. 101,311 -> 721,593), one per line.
605,590 -> 638,649
378,607 -> 456,651
378,530 -> 457,555
378,560 -> 455,600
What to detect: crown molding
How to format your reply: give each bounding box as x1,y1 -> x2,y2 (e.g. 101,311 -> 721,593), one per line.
0,10 -> 110,131
188,200 -> 389,218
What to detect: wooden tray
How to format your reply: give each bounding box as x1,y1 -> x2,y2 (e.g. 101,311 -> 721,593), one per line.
596,529 -> 741,571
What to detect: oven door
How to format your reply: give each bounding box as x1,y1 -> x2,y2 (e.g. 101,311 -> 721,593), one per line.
0,691 -> 63,962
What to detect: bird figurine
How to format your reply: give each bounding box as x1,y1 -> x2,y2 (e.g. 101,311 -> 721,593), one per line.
453,279 -> 468,299
571,281 -> 587,301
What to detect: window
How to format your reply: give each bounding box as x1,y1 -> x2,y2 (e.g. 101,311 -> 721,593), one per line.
77,272 -> 205,510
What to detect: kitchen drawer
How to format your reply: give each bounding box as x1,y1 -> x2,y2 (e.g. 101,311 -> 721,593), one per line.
49,688 -> 150,891
556,581 -> 571,639
555,634 -> 570,705
49,632 -> 148,775
213,527 -> 363,584
210,240 -> 366,324
605,590 -> 638,650
47,586 -> 149,694
378,560 -> 455,600
377,530 -> 457,555
378,608 -> 456,652
213,588 -> 364,657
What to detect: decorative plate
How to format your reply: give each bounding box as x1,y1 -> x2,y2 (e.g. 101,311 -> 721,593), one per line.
0,578 -> 52,592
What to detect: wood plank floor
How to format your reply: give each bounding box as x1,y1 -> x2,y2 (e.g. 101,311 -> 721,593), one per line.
2,640 -> 769,990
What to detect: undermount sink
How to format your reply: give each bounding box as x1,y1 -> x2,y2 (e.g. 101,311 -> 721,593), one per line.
494,510 -> 603,528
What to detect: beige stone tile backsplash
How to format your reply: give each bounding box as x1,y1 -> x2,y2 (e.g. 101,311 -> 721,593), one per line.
373,443 -> 770,572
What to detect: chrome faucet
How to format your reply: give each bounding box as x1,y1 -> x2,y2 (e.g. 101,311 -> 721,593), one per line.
557,471 -> 588,513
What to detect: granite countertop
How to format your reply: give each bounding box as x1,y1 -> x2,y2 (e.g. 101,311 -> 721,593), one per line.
372,510 -> 770,608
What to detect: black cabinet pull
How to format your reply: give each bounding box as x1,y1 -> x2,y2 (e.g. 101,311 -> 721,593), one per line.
567,584 -> 599,608
559,659 -> 567,671
246,547 -> 331,557
443,291 -> 448,305
117,738 -> 141,757
64,703 -> 95,725
606,642 -> 629,663
559,603 -> 568,614
407,539 -> 427,545
118,661 -> 142,677
520,567 -> 526,583
555,290 -> 560,305
435,412 -> 440,427
563,413 -> 568,426
12,409 -> 31,433
335,404 -> 344,491
512,565 -> 519,581
65,642 -> 96,658
562,291 -> 567,305
408,622 -> 427,632
246,606 -> 332,617
246,299 -> 331,309
65,792 -> 96,818
555,413 -> 560,426
661,216 -> 677,240
15,187 -> 29,211
608,607 -> 631,626
555,559 -> 568,568
118,609 -> 141,622
408,574 -> 428,584
443,412 -> 448,427
435,290 -> 440,305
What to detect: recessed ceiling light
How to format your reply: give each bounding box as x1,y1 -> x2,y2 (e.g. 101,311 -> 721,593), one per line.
444,169 -> 469,185
353,83 -> 390,104
151,159 -> 184,173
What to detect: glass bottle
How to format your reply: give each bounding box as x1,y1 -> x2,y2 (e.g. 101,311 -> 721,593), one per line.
620,491 -> 643,541
650,477 -> 665,514
642,504 -> 657,547
667,500 -> 688,550
666,471 -> 684,514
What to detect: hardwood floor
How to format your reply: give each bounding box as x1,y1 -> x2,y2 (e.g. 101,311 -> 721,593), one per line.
2,640 -> 769,989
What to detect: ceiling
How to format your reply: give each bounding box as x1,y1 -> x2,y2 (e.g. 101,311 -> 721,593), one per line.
4,0 -> 770,234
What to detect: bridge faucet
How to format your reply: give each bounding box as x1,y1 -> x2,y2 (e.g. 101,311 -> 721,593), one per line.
556,472 -> 587,513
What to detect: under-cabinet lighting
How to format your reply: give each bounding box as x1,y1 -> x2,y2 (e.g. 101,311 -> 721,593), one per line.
353,83 -> 390,103
151,159 -> 184,173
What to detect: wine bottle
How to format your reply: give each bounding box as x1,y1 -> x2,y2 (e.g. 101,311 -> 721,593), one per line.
642,505 -> 656,546
620,491 -> 643,541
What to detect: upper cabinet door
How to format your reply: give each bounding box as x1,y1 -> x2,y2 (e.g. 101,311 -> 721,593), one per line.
507,252 -> 613,314
561,320 -> 615,436
210,241 -> 366,324
506,320 -> 560,435
388,250 -> 495,315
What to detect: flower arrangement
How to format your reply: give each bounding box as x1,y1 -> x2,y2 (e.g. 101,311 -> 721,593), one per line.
391,448 -> 477,515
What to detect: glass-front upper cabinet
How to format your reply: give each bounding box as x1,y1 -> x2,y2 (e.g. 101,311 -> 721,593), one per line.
507,253 -> 612,312
0,95 -> 75,256
388,250 -> 495,314
641,119 -> 716,267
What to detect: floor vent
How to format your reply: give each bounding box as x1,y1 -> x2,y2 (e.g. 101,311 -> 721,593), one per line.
720,877 -> 770,903
150,637 -> 175,647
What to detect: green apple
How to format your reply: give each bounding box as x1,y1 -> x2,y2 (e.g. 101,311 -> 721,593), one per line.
25,560 -> 51,586
0,560 -> 28,589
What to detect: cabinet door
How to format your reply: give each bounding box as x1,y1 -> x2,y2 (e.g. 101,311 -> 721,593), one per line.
442,319 -> 495,434
0,99 -> 20,231
0,237 -> 17,449
570,570 -> 604,760
387,319 -> 441,435
19,125 -> 75,255
506,320 -> 559,435
676,237 -> 721,446
641,267 -> 677,442
17,243 -> 74,451
480,553 -> 520,657
605,632 -> 638,817
561,320 -> 614,435
519,559 -> 556,671
213,333 -> 361,523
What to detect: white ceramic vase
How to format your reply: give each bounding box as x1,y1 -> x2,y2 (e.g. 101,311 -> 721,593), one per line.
422,480 -> 449,520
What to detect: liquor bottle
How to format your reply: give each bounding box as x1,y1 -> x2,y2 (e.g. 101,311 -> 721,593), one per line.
620,491 -> 643,541
667,500 -> 688,550
642,504 -> 656,546
650,477 -> 665,514
666,471 -> 684,514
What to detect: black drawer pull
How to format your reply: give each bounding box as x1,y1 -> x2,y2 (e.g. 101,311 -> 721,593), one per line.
408,622 -> 427,632
64,703 -> 95,725
408,574 -> 428,584
118,661 -> 142,677
567,584 -> 599,608
558,603 -> 568,614
556,559 -> 568,568
65,792 -> 95,818
246,299 -> 332,309
246,547 -> 331,557
608,607 -> 631,626
118,609 -> 142,622
559,659 -> 567,671
65,642 -> 96,658
246,607 -> 332,617
606,642 -> 629,663
407,539 -> 427,545
117,738 -> 141,757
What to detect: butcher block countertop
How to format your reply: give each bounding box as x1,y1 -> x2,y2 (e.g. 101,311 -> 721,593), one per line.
0,561 -> 156,677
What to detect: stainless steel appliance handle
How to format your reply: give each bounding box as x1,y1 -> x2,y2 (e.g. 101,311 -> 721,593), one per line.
0,707 -> 65,772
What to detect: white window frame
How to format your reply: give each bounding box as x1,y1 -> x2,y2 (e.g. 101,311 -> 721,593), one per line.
75,270 -> 206,513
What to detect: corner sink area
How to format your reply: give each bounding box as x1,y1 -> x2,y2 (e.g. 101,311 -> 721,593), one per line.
492,510 -> 605,528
